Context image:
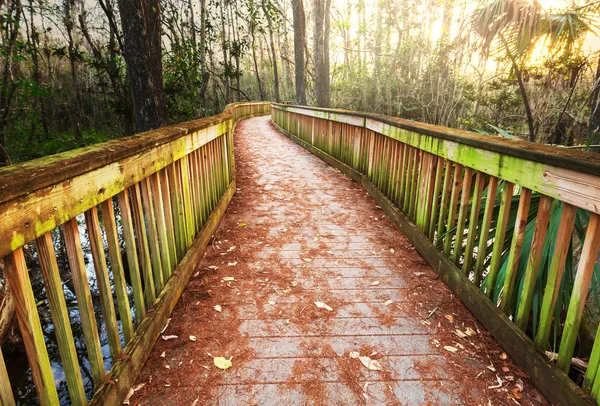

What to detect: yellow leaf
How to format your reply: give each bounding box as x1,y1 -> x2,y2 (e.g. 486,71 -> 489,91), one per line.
214,356 -> 232,370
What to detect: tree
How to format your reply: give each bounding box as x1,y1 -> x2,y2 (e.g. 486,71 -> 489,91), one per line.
472,0 -> 592,143
292,0 -> 306,104
117,0 -> 167,132
314,0 -> 331,107
262,0 -> 280,102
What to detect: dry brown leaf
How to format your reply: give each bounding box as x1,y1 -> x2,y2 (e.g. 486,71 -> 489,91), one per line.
443,345 -> 458,353
444,314 -> 454,323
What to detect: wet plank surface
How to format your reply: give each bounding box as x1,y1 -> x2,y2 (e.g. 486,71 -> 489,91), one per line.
131,116 -> 548,405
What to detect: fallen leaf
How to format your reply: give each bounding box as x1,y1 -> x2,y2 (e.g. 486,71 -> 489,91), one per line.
222,276 -> 235,281
444,314 -> 454,323
161,335 -> 178,341
161,318 -> 171,334
227,262 -> 238,267
214,356 -> 233,370
488,375 -> 503,389
384,300 -> 394,306
160,351 -> 166,358
413,272 -> 426,276
486,363 -> 496,372
314,301 -> 333,311
389,248 -> 395,254
443,346 -> 458,353
123,383 -> 145,405
371,281 -> 380,286
237,222 -> 247,227
192,399 -> 199,406
208,265 -> 219,270
499,352 -> 508,360
510,386 -> 522,400
214,305 -> 222,312
189,335 -> 197,342
227,246 -> 237,252
502,366 -> 510,373
454,329 -> 467,338
302,257 -> 313,263
349,351 -> 383,371
465,327 -> 476,336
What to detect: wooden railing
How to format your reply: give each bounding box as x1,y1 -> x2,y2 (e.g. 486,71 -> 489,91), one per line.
271,103 -> 600,405
0,101 -> 270,405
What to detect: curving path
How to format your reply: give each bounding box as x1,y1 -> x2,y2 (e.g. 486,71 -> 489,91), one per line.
131,116 -> 548,405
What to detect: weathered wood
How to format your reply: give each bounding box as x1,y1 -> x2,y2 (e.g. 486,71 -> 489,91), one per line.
500,188 -> 533,314
150,173 -> 173,280
534,203 -> 577,349
557,214 -> 600,372
474,176 -> 499,287
85,207 -> 122,358
0,349 -> 14,406
158,169 -> 178,270
462,171 -> 485,275
486,181 -> 514,299
515,195 -> 553,331
428,157 -> 445,239
3,249 -> 60,405
88,178 -> 237,406
276,119 -> 600,406
130,183 -> 156,306
452,167 -> 473,264
35,233 -> 87,405
272,117 -> 595,406
62,218 -> 105,386
436,160 -> 453,243
116,190 -> 146,322
443,164 -> 463,256
100,199 -> 135,343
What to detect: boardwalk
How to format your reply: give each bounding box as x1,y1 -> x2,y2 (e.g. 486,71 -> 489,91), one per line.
130,116 -> 547,405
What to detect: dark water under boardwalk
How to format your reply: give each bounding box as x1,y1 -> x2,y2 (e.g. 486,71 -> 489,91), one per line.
130,116 -> 548,405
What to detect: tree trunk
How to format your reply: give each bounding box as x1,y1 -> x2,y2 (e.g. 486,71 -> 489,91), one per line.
292,0 -> 306,104
250,10 -> 264,100
263,0 -> 280,102
314,0 -> 330,107
587,54 -> 600,151
63,0 -> 84,142
219,0 -> 231,103
117,0 -> 167,133
199,0 -> 208,113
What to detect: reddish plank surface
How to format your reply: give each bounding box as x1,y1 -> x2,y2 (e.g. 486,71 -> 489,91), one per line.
131,116 -> 547,405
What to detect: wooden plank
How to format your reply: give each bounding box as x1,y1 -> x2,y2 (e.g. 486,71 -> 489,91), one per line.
436,161 -> 453,243
474,177 -> 499,287
452,167 -> 473,264
150,173 -> 173,280
35,232 -> 87,405
62,218 -> 105,386
85,207 -> 122,358
271,119 -> 595,406
534,203 -> 577,349
3,249 -> 60,405
116,190 -> 146,322
428,157 -> 445,239
130,183 -> 156,306
159,168 -> 178,268
462,171 -> 485,275
557,214 -> 600,372
0,349 -> 15,406
515,195 -> 552,331
167,162 -> 186,259
486,181 -> 514,299
89,179 -> 237,406
100,199 -> 135,343
500,188 -> 533,314
139,178 -> 164,295
443,164 -> 463,256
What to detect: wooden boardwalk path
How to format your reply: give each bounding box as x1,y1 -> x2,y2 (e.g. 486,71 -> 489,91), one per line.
130,116 -> 547,405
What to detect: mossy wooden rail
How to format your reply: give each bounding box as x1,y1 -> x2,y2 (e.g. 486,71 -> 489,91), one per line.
271,103 -> 600,405
0,101 -> 270,405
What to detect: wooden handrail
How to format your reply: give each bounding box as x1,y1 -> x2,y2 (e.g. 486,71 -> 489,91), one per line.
271,103 -> 600,405
0,101 -> 271,405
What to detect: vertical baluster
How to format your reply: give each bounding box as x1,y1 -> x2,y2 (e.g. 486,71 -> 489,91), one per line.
486,181 -> 514,299
428,157 -> 445,240
393,143 -> 405,206
402,147 -> 415,213
462,172 -> 485,275
474,176 -> 499,287
130,183 -> 157,306
452,167 -> 474,264
557,214 -> 600,372
35,233 -> 86,405
515,195 -> 552,330
443,163 -> 463,256
0,349 -> 15,406
500,188 -> 533,313
139,178 -> 164,294
116,190 -> 146,322
387,141 -> 399,202
199,145 -> 210,223
415,153 -> 431,232
3,249 -> 60,405
168,162 -> 187,258
99,199 -> 134,343
408,150 -> 421,220
534,203 -> 577,348
159,169 -> 178,268
150,173 -> 173,280
85,207 -> 122,358
62,219 -> 105,386
436,161 -> 453,243
180,155 -> 195,246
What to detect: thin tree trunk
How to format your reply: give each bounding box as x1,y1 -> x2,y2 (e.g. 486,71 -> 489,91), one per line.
292,0 -> 306,104
250,7 -> 264,100
587,54 -> 600,151
263,0 -> 280,102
